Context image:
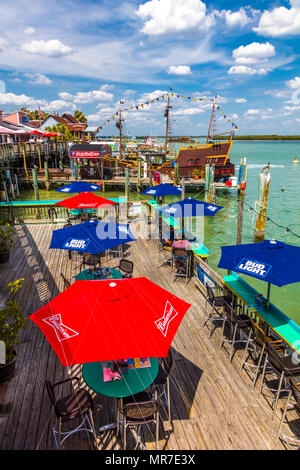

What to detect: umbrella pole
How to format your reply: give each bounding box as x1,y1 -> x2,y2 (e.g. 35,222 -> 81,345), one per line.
267,283 -> 271,302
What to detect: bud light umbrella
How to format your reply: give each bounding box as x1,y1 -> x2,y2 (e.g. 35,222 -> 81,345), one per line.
158,197 -> 223,218
55,181 -> 102,193
29,277 -> 191,366
141,183 -> 182,197
218,239 -> 300,300
49,219 -> 136,255
54,192 -> 117,210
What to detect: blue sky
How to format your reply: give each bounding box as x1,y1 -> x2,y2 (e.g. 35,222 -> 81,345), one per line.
0,0 -> 300,135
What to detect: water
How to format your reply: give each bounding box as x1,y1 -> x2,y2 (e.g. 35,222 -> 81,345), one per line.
16,140 -> 300,324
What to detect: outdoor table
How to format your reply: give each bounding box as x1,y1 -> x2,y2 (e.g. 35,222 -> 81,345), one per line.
76,267 -> 123,281
82,358 -> 159,432
223,272 -> 300,353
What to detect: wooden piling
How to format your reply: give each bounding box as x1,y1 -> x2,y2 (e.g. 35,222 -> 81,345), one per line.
125,167 -> 129,201
44,161 -> 50,191
181,178 -> 185,200
254,164 -> 271,242
236,196 -> 244,245
32,169 -> 39,201
14,174 -> 19,197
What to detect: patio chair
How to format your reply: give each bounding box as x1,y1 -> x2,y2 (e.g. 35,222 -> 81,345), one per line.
60,272 -> 71,290
240,319 -> 286,389
260,341 -> 300,418
158,244 -> 173,269
276,376 -> 300,449
45,376 -> 99,449
219,300 -> 252,362
63,223 -> 73,260
172,248 -> 191,284
113,259 -> 134,278
117,391 -> 162,450
75,253 -> 102,272
203,284 -> 231,338
151,349 -> 174,426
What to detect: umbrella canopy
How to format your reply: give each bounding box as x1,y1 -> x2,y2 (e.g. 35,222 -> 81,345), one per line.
141,183 -> 182,197
55,181 -> 102,194
55,192 -> 116,209
159,197 -> 223,218
30,130 -> 44,135
218,239 -> 300,288
43,132 -> 59,137
29,277 -> 191,366
50,220 -> 136,255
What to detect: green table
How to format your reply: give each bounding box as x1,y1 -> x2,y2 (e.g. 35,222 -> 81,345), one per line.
76,267 -> 123,281
223,272 -> 300,352
82,358 -> 159,398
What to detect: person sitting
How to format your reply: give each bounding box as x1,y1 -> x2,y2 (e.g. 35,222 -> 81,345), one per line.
162,226 -> 175,247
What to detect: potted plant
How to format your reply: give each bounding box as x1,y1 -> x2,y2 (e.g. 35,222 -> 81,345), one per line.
0,279 -> 27,382
0,224 -> 15,264
193,169 -> 200,180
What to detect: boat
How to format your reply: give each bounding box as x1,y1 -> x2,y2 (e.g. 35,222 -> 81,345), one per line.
69,93 -> 235,181
293,157 -> 299,164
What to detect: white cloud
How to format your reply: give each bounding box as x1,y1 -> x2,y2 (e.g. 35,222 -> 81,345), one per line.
253,1 -> 300,37
0,38 -> 6,53
235,98 -> 247,103
24,27 -> 35,35
21,39 -> 73,58
25,73 -> 52,85
173,107 -> 205,116
58,88 -> 114,104
228,65 -> 271,75
244,108 -> 260,116
0,92 -> 46,107
223,7 -> 252,28
44,100 -> 76,112
168,65 -> 192,75
231,113 -> 239,119
233,42 -> 275,65
286,76 -> 300,89
136,0 -> 214,36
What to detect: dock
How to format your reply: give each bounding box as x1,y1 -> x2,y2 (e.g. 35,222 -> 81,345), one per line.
0,223 -> 298,450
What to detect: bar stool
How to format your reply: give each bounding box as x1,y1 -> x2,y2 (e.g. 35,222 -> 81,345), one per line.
220,301 -> 252,362
275,376 -> 300,449
203,284 -> 231,338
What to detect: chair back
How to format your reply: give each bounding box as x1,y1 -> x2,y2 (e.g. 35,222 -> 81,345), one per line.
206,285 -> 215,302
172,248 -> 188,259
45,380 -> 60,418
265,341 -> 285,372
290,376 -> 300,410
119,259 -> 133,275
122,399 -> 160,423
60,272 -> 70,289
63,223 -> 72,229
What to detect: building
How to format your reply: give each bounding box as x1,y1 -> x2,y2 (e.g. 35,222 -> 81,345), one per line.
39,114 -> 87,139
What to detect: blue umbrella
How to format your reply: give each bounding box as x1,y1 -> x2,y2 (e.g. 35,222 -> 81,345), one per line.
218,239 -> 300,299
141,183 -> 182,197
55,181 -> 101,194
50,220 -> 136,255
158,197 -> 223,218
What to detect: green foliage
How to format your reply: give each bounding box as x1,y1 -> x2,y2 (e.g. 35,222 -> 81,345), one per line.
0,224 -> 15,253
20,107 -> 49,121
45,123 -> 76,141
74,110 -> 87,123
0,279 -> 27,362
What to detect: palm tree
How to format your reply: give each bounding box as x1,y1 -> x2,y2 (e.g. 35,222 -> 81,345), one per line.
74,110 -> 87,123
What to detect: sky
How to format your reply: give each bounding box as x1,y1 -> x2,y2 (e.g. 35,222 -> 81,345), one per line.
0,0 -> 300,136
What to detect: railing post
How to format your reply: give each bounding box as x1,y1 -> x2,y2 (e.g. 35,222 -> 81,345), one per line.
44,160 -> 50,191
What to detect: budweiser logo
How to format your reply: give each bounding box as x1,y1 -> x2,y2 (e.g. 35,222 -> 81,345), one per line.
43,314 -> 79,342
155,301 -> 178,337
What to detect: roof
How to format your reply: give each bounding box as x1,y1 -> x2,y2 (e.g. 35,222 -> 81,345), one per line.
62,113 -> 78,123
43,115 -> 87,132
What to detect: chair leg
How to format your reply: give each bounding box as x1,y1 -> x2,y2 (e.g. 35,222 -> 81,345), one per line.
57,418 -> 62,449
272,371 -> 285,419
275,389 -> 292,443
167,377 -> 171,426
219,314 -> 227,350
123,417 -> 127,450
259,352 -> 268,393
229,323 -> 238,363
240,330 -> 252,371
253,345 -> 265,389
156,413 -> 159,450
88,409 -> 99,449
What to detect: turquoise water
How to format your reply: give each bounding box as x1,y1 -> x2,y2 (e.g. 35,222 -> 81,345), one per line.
16,140 -> 300,324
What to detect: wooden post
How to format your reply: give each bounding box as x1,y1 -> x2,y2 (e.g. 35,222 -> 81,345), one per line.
204,164 -> 210,202
3,181 -> 9,202
181,178 -> 185,200
238,157 -> 247,196
102,180 -> 105,192
137,160 -> 141,193
149,166 -> 153,187
236,197 -> 244,245
22,144 -> 28,181
14,174 -> 19,197
125,167 -> 129,201
37,145 -> 42,170
6,170 -> 15,199
174,162 -> 179,186
32,169 -> 39,201
44,160 -> 50,191
254,164 -> 271,242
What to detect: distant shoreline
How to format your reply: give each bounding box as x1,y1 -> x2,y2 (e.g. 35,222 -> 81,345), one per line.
135,135 -> 300,141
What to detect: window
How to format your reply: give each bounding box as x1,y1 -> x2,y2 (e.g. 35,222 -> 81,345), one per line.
194,159 -> 200,166
187,159 -> 193,166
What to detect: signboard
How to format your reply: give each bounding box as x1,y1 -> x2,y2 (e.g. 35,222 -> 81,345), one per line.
153,170 -> 161,184
69,144 -> 112,159
70,150 -> 101,159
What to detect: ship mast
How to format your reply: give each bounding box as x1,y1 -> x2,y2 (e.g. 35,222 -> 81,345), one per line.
164,90 -> 172,162
206,93 -> 217,144
116,100 -> 124,159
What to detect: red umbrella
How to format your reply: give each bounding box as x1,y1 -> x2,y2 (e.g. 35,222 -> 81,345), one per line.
29,278 -> 191,366
43,132 -> 59,137
55,192 -> 117,209
30,130 -> 44,135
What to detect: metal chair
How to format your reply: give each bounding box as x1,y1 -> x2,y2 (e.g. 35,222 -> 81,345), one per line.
203,284 -> 231,338
117,391 -> 161,450
63,223 -> 73,260
158,244 -> 173,268
60,272 -> 71,290
260,341 -> 300,418
75,253 -> 102,272
113,259 -> 134,278
240,319 -> 286,389
172,248 -> 191,284
220,300 -> 252,362
45,377 -> 99,449
151,349 -> 174,426
276,376 -> 300,449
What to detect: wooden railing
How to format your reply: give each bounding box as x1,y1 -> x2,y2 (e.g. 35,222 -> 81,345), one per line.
0,141 -> 69,162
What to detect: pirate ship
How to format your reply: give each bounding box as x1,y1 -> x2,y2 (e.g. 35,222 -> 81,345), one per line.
69,93 -> 236,182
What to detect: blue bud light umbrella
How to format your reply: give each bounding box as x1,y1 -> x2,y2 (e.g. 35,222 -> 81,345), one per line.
141,183 -> 182,197
55,181 -> 102,194
49,220 -> 136,255
158,197 -> 223,218
218,239 -> 300,300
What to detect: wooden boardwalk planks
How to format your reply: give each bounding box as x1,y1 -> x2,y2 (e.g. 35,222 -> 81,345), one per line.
0,223 -> 299,450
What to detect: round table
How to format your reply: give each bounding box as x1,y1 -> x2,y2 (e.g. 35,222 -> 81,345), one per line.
76,267 -> 123,281
82,358 -> 159,398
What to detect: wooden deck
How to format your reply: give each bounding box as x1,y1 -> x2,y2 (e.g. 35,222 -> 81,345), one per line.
0,223 -> 298,450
